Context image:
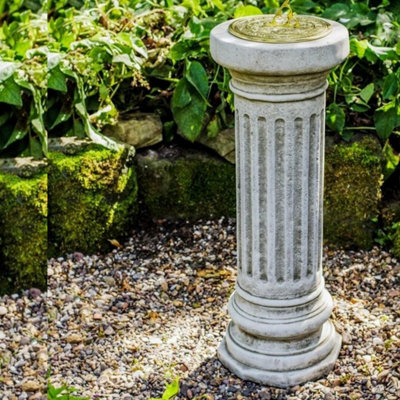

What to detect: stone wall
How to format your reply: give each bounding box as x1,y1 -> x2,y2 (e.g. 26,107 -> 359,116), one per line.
0,170 -> 47,294
324,136 -> 383,249
48,143 -> 138,256
136,148 -> 236,219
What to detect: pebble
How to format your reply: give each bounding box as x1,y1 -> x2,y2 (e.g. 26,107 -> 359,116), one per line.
20,381 -> 40,392
66,333 -> 83,344
104,326 -> 115,336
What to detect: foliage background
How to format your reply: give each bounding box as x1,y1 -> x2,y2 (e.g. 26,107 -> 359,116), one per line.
0,0 -> 399,185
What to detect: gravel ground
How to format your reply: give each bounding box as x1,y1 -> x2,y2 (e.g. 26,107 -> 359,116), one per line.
1,218 -> 400,399
0,289 -> 46,400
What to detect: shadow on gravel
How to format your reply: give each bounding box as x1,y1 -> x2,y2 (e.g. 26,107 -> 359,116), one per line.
176,355 -> 293,400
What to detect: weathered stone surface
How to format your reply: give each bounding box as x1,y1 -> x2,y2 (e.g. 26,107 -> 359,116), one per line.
136,145 -> 235,220
48,137 -> 92,155
103,113 -> 163,149
0,169 -> 47,294
0,157 -> 47,178
211,17 -> 348,387
48,139 -> 138,256
197,128 -> 235,164
324,135 -> 383,249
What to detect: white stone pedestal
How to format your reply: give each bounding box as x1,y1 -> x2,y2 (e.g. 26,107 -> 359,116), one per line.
210,18 -> 349,388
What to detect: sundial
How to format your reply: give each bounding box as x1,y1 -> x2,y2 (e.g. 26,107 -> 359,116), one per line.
229,14 -> 332,43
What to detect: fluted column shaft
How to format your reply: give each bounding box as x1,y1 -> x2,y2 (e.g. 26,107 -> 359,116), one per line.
234,73 -> 326,300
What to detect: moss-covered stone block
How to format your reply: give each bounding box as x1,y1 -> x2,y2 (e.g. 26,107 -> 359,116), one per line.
324,136 -> 383,249
48,144 -> 138,256
0,171 -> 47,294
136,148 -> 236,219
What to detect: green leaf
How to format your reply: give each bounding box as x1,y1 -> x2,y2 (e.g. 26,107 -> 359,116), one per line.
359,83 -> 374,103
1,126 -> 27,149
210,0 -> 225,11
73,118 -> 85,138
172,78 -> 207,142
264,0 -> 280,9
29,135 -> 43,159
207,116 -> 220,138
186,61 -> 209,100
51,110 -> 71,129
322,3 -> 349,20
48,66 -> 68,92
350,39 -> 368,59
169,41 -> 197,62
182,0 -> 202,16
234,5 -> 263,19
374,101 -> 399,141
99,84 -> 108,101
172,79 -> 192,108
383,141 -> 400,180
382,74 -> 398,100
0,78 -> 23,107
326,103 -> 345,133
162,378 -> 180,400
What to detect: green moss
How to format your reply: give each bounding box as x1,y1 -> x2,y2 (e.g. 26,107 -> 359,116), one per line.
137,151 -> 236,219
393,226 -> 400,258
324,136 -> 383,249
381,201 -> 400,258
0,171 -> 47,294
48,144 -> 138,256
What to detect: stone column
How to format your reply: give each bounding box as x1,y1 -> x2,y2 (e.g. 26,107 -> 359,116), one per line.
210,17 -> 349,387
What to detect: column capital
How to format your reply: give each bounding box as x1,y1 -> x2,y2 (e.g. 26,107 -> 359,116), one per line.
210,18 -> 349,76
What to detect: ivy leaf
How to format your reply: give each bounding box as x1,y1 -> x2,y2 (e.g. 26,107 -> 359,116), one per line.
50,110 -> 71,129
169,40 -> 197,62
264,0 -> 280,9
0,78 -> 23,107
350,38 -> 369,59
382,73 -> 398,100
322,3 -> 349,20
374,101 -> 400,141
1,125 -> 27,150
172,78 -> 192,108
383,141 -> 400,180
29,135 -> 43,159
48,66 -> 68,92
326,103 -> 345,133
209,0 -> 224,11
207,116 -> 221,138
359,83 -> 375,103
185,61 -> 209,101
234,5 -> 263,18
172,78 -> 207,142
182,0 -> 202,16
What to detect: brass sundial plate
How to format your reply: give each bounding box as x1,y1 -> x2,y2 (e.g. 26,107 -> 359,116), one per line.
229,15 -> 332,43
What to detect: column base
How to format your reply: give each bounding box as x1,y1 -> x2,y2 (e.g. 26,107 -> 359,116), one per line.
218,320 -> 341,388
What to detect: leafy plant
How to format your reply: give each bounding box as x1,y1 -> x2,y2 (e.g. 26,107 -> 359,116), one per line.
0,2 -> 47,157
47,382 -> 90,400
149,377 -> 180,400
